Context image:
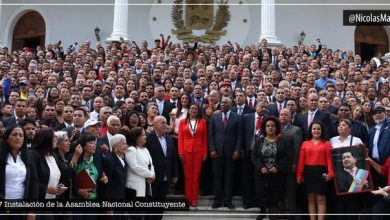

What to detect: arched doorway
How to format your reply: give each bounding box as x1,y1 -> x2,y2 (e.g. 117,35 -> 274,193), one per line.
355,26 -> 389,62
12,11 -> 45,51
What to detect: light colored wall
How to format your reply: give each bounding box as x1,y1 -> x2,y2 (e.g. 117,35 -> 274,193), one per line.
0,0 -> 389,53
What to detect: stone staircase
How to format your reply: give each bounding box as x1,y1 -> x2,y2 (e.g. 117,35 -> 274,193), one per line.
163,195 -> 260,219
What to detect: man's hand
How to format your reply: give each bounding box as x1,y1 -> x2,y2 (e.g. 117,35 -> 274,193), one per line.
101,144 -> 110,154
372,187 -> 388,197
260,167 -> 268,174
232,150 -> 240,160
269,167 -> 278,173
172,177 -> 178,185
210,150 -> 218,159
46,186 -> 59,195
74,144 -> 83,157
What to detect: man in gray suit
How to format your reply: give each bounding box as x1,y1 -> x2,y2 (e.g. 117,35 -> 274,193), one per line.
209,97 -> 242,209
279,108 -> 303,215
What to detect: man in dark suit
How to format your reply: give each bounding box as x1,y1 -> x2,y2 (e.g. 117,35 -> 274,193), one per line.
3,99 -> 27,128
241,100 -> 268,209
338,151 -> 370,193
208,97 -> 242,209
231,90 -> 255,116
279,108 -> 303,214
147,116 -> 178,220
152,85 -> 175,124
294,93 -> 333,136
269,88 -> 287,116
257,39 -> 272,62
96,115 -> 121,158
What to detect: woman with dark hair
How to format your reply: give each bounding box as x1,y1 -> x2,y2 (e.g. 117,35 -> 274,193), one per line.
297,121 -> 334,220
251,116 -> 288,219
125,79 -> 137,97
362,101 -> 375,127
169,93 -> 192,136
125,127 -> 155,198
163,78 -> 174,100
178,103 -> 208,207
33,97 -> 47,120
47,87 -> 60,103
29,128 -> 66,200
351,105 -> 370,130
138,112 -> 148,130
0,125 -> 38,202
73,133 -> 108,200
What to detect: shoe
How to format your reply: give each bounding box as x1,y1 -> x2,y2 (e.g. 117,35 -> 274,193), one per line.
224,203 -> 235,209
212,202 -> 221,209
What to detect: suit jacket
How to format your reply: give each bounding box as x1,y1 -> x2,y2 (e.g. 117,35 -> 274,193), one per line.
152,99 -> 175,124
242,113 -> 256,156
0,150 -> 39,200
96,134 -> 110,157
337,169 -> 370,193
3,116 -> 17,128
178,118 -> 208,157
125,146 -> 155,197
28,150 -> 65,199
208,111 -> 243,157
281,124 -> 303,173
295,109 -> 333,136
251,137 -> 289,173
369,118 -> 390,164
231,104 -> 255,116
146,131 -> 178,183
103,152 -> 127,200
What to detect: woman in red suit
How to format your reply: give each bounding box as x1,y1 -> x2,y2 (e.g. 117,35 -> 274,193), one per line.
178,103 -> 208,207
297,121 -> 334,220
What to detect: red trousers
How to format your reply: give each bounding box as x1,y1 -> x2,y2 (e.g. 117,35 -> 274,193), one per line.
182,152 -> 204,205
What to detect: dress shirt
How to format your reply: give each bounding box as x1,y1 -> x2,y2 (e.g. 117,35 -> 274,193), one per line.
156,99 -> 165,115
372,123 -> 383,160
237,104 -> 245,115
116,154 -> 125,167
157,135 -> 168,181
330,135 -> 363,148
45,155 -> 61,199
222,110 -> 231,121
5,153 -> 26,199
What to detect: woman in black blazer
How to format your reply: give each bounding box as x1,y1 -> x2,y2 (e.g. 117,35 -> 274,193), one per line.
104,134 -> 127,200
0,125 -> 38,216
251,116 -> 289,220
29,128 -> 65,200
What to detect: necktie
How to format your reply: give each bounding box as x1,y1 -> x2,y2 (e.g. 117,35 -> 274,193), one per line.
238,107 -> 242,115
278,103 -> 282,112
308,112 -> 314,127
158,101 -> 163,115
223,113 -> 228,128
249,99 -> 253,108
256,114 -> 261,131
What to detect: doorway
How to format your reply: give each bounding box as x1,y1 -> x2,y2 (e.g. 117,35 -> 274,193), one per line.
12,11 -> 45,51
354,26 -> 389,62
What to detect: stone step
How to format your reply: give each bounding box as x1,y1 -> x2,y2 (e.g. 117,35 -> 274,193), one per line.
167,195 -> 247,207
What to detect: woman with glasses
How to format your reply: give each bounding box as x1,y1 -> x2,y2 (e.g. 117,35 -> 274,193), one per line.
73,133 -> 108,200
178,103 -> 208,207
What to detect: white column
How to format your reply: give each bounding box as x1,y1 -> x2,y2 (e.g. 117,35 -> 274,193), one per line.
107,0 -> 129,42
259,0 -> 282,46
0,0 -> 3,47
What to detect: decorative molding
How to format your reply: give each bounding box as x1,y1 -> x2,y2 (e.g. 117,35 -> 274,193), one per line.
171,0 -> 230,43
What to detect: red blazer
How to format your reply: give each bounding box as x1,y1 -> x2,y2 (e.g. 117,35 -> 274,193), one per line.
178,118 -> 208,157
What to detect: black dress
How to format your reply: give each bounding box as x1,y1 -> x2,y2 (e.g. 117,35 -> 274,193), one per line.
251,137 -> 289,209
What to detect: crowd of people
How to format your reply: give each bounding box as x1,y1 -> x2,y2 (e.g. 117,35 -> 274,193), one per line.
0,34 -> 390,220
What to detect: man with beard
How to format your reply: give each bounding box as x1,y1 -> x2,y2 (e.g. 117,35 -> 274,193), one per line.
19,118 -> 37,148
